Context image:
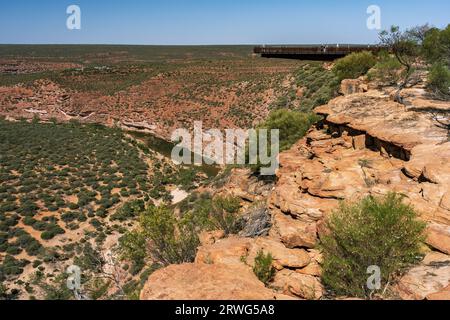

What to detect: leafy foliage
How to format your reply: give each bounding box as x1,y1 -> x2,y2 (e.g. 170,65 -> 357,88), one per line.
332,51 -> 377,82
209,195 -> 243,235
422,24 -> 450,66
379,26 -> 421,78
253,250 -> 275,285
257,109 -> 320,152
119,205 -> 202,266
428,62 -> 450,98
111,200 -> 145,222
0,119 -> 152,257
367,51 -> 404,85
293,63 -> 339,112
321,193 -> 426,298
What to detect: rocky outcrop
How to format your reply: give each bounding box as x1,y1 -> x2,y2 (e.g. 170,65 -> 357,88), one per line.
396,252 -> 450,300
339,78 -> 368,95
426,224 -> 450,255
140,263 -> 290,300
272,269 -> 323,300
268,84 -> 450,300
140,79 -> 450,300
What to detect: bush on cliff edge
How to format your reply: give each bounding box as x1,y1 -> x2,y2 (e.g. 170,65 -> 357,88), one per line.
320,193 -> 425,298
332,51 -> 377,82
248,109 -> 320,175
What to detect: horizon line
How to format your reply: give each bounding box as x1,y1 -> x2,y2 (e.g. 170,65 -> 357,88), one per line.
0,42 -> 379,47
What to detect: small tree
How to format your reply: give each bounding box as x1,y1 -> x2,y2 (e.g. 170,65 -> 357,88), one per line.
422,24 -> 450,66
379,26 -> 421,100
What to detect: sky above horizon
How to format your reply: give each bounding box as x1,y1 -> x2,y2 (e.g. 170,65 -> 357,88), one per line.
0,0 -> 449,45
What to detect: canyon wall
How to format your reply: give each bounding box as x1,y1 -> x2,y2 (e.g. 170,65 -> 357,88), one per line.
140,79 -> 450,300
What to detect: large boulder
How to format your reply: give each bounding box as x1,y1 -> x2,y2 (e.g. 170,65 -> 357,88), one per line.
339,79 -> 368,95
196,236 -> 311,270
140,263 -> 291,300
246,238 -> 311,269
426,223 -> 450,255
270,212 -> 318,249
271,269 -> 323,300
196,237 -> 252,266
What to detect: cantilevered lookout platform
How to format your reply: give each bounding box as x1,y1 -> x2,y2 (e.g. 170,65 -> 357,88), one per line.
254,44 -> 384,60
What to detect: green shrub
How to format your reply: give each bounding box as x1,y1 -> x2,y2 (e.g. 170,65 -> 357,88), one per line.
119,205 -> 203,266
428,62 -> 450,98
368,51 -> 404,85
253,250 -> 275,285
111,200 -> 145,222
333,51 -> 377,82
6,246 -> 22,255
321,193 -> 426,298
40,224 -> 65,240
209,196 -> 243,235
294,63 -> 339,112
0,255 -> 29,277
258,109 -> 320,152
422,24 -> 450,65
249,110 -> 319,175
118,230 -> 147,267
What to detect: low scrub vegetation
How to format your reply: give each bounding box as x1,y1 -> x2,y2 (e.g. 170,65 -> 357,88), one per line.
209,195 -> 243,235
294,63 -> 339,112
119,194 -> 242,267
0,119 -> 153,264
258,109 -> 320,152
320,193 -> 425,299
377,24 -> 450,99
332,51 -> 377,82
368,51 -> 404,85
253,250 -> 276,286
119,205 -> 201,267
428,62 -> 450,98
249,109 -> 320,175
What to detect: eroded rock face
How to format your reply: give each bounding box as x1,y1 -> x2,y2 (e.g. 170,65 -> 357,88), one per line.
267,83 -> 450,300
269,212 -> 318,249
339,78 -> 368,95
426,224 -> 450,255
196,237 -> 311,270
396,252 -> 450,300
314,90 -> 448,152
246,238 -> 311,269
140,81 -> 450,300
272,269 -> 323,300
140,263 -> 289,300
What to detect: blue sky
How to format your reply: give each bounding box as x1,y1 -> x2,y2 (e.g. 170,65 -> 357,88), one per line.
0,0 -> 448,45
